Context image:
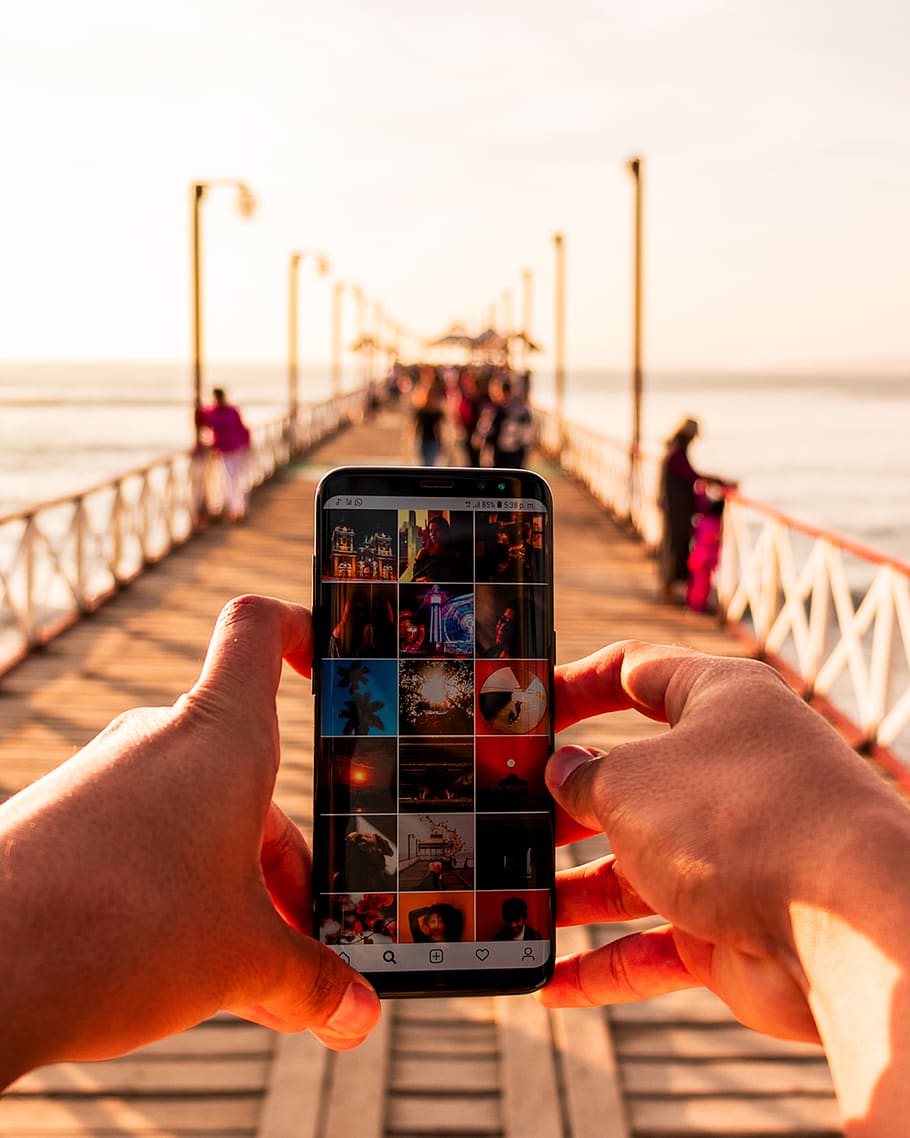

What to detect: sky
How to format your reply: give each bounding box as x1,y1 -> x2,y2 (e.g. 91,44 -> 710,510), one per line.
1,0 -> 908,374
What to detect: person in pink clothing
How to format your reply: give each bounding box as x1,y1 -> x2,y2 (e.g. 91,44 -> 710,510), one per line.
195,388 -> 252,521
686,493 -> 725,612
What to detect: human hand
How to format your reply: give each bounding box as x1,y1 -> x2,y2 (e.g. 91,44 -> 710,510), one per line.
538,642 -> 908,1044
0,596 -> 380,1089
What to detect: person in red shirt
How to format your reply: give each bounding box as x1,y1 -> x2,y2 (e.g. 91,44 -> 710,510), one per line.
195,388 -> 252,521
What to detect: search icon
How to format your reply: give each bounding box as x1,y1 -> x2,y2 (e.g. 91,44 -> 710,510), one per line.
382,950 -> 397,965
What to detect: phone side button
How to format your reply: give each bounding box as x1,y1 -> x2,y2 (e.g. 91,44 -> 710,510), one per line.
311,554 -> 318,693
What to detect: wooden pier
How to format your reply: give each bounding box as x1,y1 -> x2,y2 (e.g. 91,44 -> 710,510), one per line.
0,407 -> 845,1136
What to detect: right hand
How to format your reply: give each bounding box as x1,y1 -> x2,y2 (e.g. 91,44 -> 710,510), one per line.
538,642 -> 909,1043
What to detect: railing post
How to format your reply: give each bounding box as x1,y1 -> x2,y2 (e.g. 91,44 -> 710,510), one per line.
74,496 -> 88,610
805,545 -> 831,697
756,523 -> 782,650
190,447 -> 209,529
23,515 -> 38,647
111,480 -> 125,586
865,569 -> 896,749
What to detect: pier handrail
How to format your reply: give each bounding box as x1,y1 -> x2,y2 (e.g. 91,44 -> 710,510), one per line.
537,408 -> 910,761
0,389 -> 366,674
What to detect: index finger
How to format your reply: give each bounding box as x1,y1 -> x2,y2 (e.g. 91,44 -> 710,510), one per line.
192,594 -> 313,708
554,640 -> 745,734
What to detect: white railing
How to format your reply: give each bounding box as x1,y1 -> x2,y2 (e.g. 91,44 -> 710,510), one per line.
535,410 -> 662,548
0,390 -> 367,673
537,410 -> 910,762
718,496 -> 910,754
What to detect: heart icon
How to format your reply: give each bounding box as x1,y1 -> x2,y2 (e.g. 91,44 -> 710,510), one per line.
475,948 -> 490,961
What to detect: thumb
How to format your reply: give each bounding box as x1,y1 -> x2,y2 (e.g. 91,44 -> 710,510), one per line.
231,918 -> 381,1051
545,744 -> 614,833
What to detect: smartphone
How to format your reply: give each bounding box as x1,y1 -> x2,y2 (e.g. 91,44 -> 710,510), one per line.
311,465 -> 556,997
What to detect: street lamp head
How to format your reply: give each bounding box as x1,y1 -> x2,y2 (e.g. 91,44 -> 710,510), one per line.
626,157 -> 642,180
316,256 -> 330,275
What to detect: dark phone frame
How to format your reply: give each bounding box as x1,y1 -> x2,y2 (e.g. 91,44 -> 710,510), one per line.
311,465 -> 556,998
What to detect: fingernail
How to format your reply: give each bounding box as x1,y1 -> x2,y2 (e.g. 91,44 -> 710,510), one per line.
548,744 -> 603,788
326,981 -> 380,1037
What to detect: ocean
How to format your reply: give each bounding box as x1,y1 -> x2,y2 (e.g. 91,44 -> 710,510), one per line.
2,361 -> 909,568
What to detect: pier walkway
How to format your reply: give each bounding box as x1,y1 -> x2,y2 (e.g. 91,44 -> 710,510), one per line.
1,407 -> 845,1136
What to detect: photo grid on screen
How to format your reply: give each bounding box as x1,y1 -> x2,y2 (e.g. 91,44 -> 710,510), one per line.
315,505 -> 552,952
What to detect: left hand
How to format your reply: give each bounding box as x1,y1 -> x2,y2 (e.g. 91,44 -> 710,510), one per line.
0,596 -> 380,1088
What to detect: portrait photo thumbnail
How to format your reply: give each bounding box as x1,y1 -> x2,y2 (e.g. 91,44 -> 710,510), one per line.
399,509 -> 474,584
475,511 -> 548,584
316,736 -> 397,816
399,738 -> 474,813
323,510 -> 397,582
323,581 -> 397,659
398,892 -> 475,944
321,659 -> 398,737
475,660 -> 550,736
474,584 -> 549,660
475,890 -> 551,944
398,582 -> 474,658
399,659 -> 474,736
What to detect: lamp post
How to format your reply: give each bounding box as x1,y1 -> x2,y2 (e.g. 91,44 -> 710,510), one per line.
191,180 -> 255,443
626,156 -> 644,509
288,250 -> 329,428
553,233 -> 566,436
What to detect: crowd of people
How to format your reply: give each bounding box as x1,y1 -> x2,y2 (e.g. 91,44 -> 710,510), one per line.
389,363 -> 536,469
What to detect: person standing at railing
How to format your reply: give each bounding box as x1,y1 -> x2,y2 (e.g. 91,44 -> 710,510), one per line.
657,417 -> 732,605
195,387 -> 252,522
686,492 -> 726,613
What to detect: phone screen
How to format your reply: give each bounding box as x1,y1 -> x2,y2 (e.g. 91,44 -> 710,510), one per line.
311,466 -> 555,997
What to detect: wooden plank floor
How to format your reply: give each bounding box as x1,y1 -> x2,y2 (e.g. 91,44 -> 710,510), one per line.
0,406 -> 845,1136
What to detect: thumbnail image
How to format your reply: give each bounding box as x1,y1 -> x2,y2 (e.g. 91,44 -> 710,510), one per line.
317,892 -> 398,945
317,737 -> 397,815
399,738 -> 474,812
398,892 -> 475,944
323,510 -> 397,581
321,659 -> 397,737
475,512 -> 547,583
324,582 -> 397,659
399,659 -> 474,736
398,814 -> 474,891
475,584 -> 549,659
399,583 -> 474,657
476,660 -> 550,736
475,736 -> 551,811
475,890 -> 551,944
319,814 -> 397,894
475,813 -> 554,890
399,509 -> 474,583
